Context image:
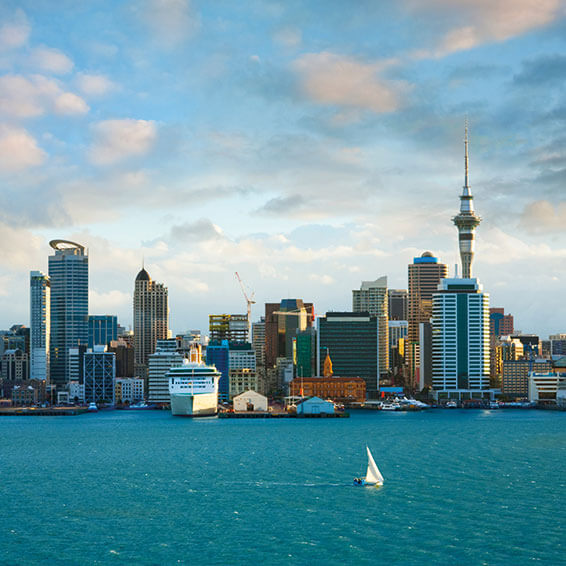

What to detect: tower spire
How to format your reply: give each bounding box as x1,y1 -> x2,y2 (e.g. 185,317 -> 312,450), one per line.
464,118 -> 469,193
452,120 -> 481,279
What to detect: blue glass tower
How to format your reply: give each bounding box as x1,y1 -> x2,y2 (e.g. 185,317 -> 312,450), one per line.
88,315 -> 118,348
48,240 -> 89,388
206,340 -> 230,402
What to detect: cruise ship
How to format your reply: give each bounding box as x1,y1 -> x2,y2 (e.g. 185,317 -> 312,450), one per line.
168,346 -> 221,417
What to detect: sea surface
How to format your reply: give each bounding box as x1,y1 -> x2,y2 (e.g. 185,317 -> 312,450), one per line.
1,409 -> 565,565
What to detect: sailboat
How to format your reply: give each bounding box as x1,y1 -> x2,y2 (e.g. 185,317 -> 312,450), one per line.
353,446 -> 384,487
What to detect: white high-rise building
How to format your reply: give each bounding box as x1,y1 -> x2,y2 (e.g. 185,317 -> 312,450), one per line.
431,278 -> 490,398
147,339 -> 182,405
30,271 -> 50,381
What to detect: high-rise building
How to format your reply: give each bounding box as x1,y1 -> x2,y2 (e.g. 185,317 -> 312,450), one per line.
549,334 -> 566,359
296,327 -> 316,378
352,277 -> 388,376
264,300 -> 314,368
83,346 -> 116,405
30,271 -> 50,380
133,267 -> 169,379
388,289 -> 408,321
88,315 -> 118,348
48,240 -> 89,389
228,343 -> 257,399
407,252 -> 448,389
209,314 -> 248,343
502,359 -> 552,398
432,278 -> 490,397
206,340 -> 230,402
108,339 -> 135,377
489,308 -> 514,341
388,321 -> 408,373
147,339 -> 182,405
0,349 -> 29,381
252,318 -> 266,367
317,312 -> 378,397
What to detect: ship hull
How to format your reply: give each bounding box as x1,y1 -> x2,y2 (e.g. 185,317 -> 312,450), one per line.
170,392 -> 218,417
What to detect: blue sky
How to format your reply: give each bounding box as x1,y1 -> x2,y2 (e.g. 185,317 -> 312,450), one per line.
1,0 -> 566,336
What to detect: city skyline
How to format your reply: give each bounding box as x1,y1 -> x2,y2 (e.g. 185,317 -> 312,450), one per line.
1,1 -> 566,337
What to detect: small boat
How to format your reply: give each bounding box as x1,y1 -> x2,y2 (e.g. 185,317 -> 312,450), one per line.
445,401 -> 458,408
380,402 -> 400,411
353,446 -> 384,487
87,402 -> 98,413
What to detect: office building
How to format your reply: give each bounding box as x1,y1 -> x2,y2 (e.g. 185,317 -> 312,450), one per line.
107,339 -> 135,377
389,321 -> 408,370
48,240 -> 89,388
229,369 -> 258,399
388,289 -> 408,321
147,339 -> 182,405
115,378 -> 145,404
206,340 -> 230,402
431,278 -> 491,399
407,252 -> 448,389
352,277 -> 389,376
317,312 -> 378,397
252,318 -> 266,367
209,314 -> 249,343
502,359 -> 552,398
68,345 -> 87,384
528,372 -> 566,402
88,315 -> 118,348
0,349 -> 29,381
549,334 -> 566,359
83,346 -> 116,405
265,300 -> 315,368
30,271 -> 50,381
133,267 -> 169,379
296,327 -> 316,378
489,308 -> 514,341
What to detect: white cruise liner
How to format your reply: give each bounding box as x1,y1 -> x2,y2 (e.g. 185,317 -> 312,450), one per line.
168,346 -> 220,417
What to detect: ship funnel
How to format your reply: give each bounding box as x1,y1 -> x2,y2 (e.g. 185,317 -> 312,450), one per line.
189,344 -> 202,364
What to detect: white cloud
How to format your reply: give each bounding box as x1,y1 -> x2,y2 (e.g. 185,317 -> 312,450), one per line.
0,10 -> 30,50
137,0 -> 200,47
0,124 -> 46,171
408,0 -> 563,58
273,27 -> 302,48
89,119 -> 157,165
29,46 -> 74,74
292,52 -> 411,113
519,200 -> 566,234
0,74 -> 89,118
89,289 -> 131,313
76,73 -> 116,96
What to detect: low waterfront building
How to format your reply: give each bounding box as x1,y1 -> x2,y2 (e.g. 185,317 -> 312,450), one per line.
115,377 -> 145,404
502,359 -> 552,398
289,376 -> 366,403
296,396 -> 335,415
11,379 -> 47,406
233,390 -> 268,412
528,372 -> 566,402
68,381 -> 85,403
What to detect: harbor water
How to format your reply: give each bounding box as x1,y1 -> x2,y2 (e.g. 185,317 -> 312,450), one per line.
1,409 -> 565,565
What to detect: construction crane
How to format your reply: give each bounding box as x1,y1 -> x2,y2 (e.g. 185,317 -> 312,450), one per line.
235,272 -> 256,338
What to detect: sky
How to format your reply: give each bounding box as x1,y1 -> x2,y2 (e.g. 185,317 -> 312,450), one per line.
1,0 -> 566,337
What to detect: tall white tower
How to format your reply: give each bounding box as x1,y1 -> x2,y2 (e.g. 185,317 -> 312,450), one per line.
30,271 -> 50,380
452,123 -> 481,279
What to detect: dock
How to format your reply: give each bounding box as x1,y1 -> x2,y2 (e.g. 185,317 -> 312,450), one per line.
219,411 -> 349,419
0,407 -> 89,416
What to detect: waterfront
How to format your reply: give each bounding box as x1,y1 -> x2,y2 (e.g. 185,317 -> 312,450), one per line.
1,410 -> 564,565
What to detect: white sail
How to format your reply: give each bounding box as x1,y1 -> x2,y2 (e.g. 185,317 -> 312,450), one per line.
365,446 -> 384,485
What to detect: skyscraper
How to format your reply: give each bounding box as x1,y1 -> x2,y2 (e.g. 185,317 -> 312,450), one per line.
388,289 -> 408,321
407,252 -> 448,388
30,271 -> 50,381
48,240 -> 88,388
352,277 -> 388,376
88,315 -> 118,348
133,267 -> 169,378
452,123 -> 481,279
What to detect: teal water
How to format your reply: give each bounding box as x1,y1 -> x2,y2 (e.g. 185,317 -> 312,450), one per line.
1,410 -> 565,565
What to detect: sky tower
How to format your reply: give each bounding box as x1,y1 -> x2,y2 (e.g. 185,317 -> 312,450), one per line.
452,123 -> 481,279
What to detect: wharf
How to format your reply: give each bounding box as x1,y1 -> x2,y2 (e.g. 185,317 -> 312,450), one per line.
0,407 -> 88,416
219,411 -> 349,419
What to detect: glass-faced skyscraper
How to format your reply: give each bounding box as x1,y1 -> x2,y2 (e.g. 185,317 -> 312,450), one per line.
30,271 -> 50,380
48,240 -> 89,388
